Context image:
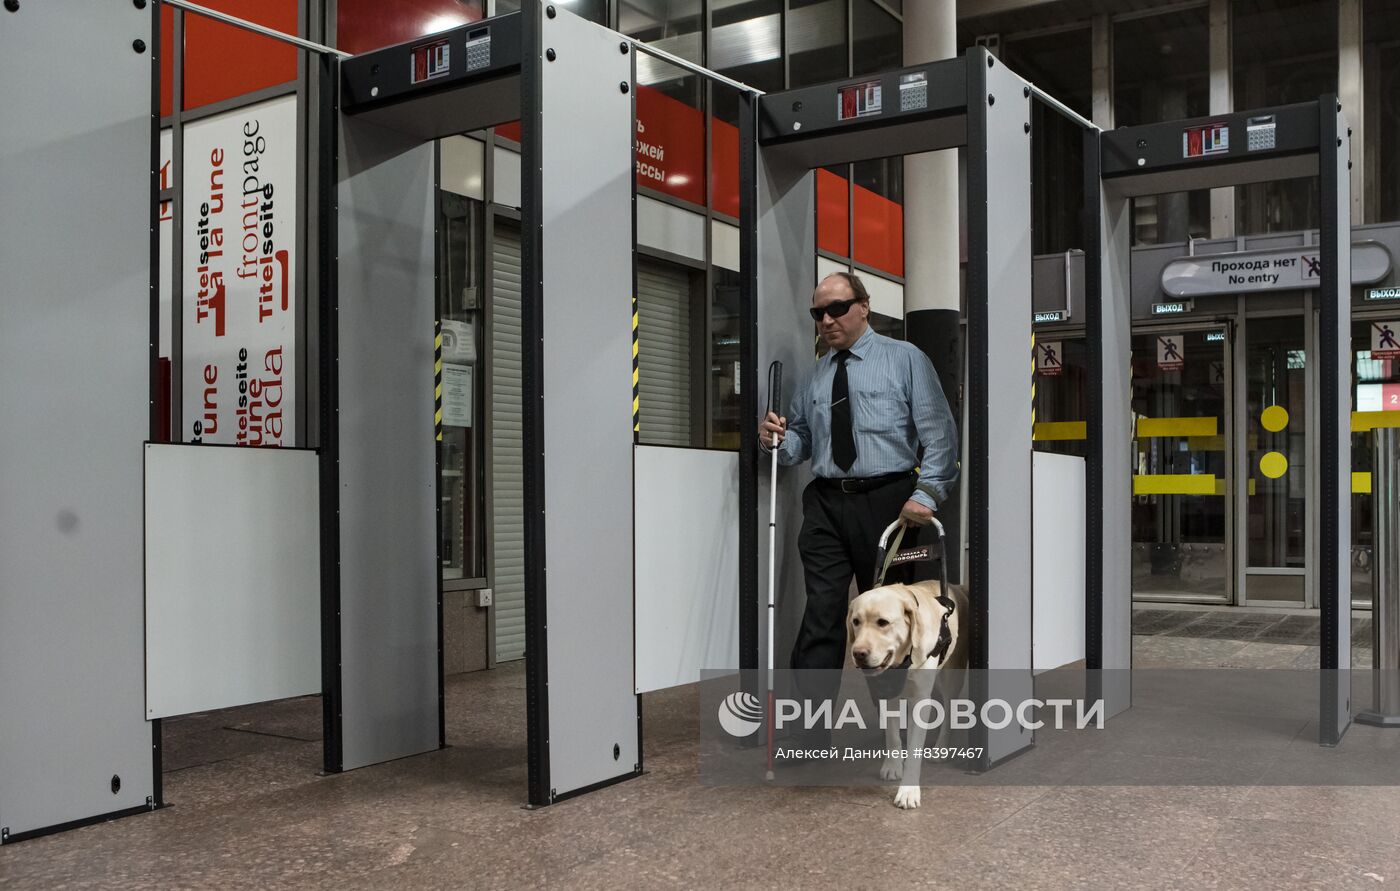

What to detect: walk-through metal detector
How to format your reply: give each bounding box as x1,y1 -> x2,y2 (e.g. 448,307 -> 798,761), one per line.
748,52 -> 1083,768
331,1 -> 764,803
1095,100 -> 1352,742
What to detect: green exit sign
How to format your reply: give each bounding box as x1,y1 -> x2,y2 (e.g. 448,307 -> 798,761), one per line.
1152,301 -> 1193,315
1366,287 -> 1400,301
1033,310 -> 1066,323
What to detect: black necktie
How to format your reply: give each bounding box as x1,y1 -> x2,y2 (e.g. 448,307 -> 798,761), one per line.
831,349 -> 856,472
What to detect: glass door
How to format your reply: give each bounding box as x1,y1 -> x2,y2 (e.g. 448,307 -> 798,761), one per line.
1352,315 -> 1400,609
1131,326 -> 1232,603
1239,315 -> 1309,606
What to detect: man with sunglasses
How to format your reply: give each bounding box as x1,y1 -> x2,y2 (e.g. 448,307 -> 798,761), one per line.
760,271 -> 959,732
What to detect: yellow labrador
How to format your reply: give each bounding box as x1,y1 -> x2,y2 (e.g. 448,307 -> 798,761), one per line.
847,580 -> 969,809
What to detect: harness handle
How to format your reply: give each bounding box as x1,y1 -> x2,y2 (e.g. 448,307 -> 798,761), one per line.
873,516 -> 955,666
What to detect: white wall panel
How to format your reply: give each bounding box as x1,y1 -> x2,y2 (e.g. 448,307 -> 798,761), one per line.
441,135 -> 485,200
635,447 -> 740,692
637,194 -> 706,263
144,444 -> 321,718
1032,452 -> 1085,674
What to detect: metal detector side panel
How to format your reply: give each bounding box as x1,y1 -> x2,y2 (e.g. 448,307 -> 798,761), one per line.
0,1 -> 155,836
755,153 -> 817,680
335,121 -> 440,770
970,55 -> 1034,764
1320,106 -> 1352,743
1095,147 -> 1136,713
538,8 -> 639,795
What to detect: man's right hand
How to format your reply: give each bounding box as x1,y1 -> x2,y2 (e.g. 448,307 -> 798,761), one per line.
759,411 -> 786,449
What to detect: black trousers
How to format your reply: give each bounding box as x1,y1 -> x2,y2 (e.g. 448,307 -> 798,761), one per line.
791,474 -> 933,711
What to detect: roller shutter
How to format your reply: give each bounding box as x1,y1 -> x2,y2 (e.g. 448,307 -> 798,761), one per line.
636,259 -> 693,446
490,221 -> 525,662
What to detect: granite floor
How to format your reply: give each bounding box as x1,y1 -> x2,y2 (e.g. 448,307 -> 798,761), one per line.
1132,607 -> 1375,669
3,607 -> 1400,889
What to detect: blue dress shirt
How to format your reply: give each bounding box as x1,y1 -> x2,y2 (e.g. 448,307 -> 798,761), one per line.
772,326 -> 959,511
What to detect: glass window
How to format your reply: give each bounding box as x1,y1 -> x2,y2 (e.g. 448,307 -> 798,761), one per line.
1131,329 -> 1230,601
183,7 -> 298,112
711,268 -> 743,448
635,55 -> 706,206
1114,9 -> 1211,245
1114,9 -> 1209,128
620,0 -> 703,62
1004,27 -> 1092,120
1033,336 -> 1088,459
1243,315 -> 1308,603
1363,0 -> 1400,223
1351,317 -> 1400,605
1233,0 -> 1339,234
788,0 -> 848,87
438,192 -> 487,583
1001,28 -> 1092,253
852,158 -> 902,276
852,0 -> 901,78
337,0 -> 486,56
710,0 -> 783,92
1130,189 -> 1212,247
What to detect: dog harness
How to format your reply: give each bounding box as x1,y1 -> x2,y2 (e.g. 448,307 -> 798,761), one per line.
907,589 -> 957,668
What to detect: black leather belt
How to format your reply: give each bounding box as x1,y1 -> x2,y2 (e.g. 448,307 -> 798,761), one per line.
814,470 -> 916,494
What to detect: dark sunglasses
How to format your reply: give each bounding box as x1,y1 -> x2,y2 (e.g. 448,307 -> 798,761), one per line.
809,296 -> 861,322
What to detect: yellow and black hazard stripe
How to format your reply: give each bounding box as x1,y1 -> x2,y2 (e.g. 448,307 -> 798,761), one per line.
434,321 -> 444,442
632,296 -> 641,438
1030,331 -> 1037,430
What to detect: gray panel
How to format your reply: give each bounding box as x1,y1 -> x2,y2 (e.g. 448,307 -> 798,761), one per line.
348,75 -> 522,142
490,222 -> 526,663
336,120 -> 440,770
1105,153 -> 1319,199
0,2 -> 155,835
539,7 -> 639,795
980,60 -> 1035,763
763,116 -> 968,172
755,154 -> 817,681
1099,186 -> 1136,711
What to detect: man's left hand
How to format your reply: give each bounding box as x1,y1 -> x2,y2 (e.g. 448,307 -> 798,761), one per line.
899,499 -> 934,527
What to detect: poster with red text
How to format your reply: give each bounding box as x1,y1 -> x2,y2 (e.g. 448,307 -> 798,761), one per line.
182,95 -> 296,447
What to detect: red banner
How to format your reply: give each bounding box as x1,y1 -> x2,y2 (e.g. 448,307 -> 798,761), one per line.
634,86 -> 705,207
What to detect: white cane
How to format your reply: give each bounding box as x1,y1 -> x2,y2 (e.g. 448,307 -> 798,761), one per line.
765,360 -> 783,781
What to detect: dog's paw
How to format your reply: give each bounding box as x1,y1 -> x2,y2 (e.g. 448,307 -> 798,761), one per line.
893,785 -> 921,809
879,758 -> 903,781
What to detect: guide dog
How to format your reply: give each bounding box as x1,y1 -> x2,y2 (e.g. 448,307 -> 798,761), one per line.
847,580 -> 969,809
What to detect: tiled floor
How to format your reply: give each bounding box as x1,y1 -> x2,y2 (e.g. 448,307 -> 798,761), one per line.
3,606 -> 1399,889
1132,607 -> 1374,668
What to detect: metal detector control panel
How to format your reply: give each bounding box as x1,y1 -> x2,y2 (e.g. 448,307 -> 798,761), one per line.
758,57 -> 966,144
341,12 -> 523,113
1101,101 -> 1320,177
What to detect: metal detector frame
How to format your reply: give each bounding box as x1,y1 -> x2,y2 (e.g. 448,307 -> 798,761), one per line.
746,51 -> 1097,769
1094,99 -> 1353,743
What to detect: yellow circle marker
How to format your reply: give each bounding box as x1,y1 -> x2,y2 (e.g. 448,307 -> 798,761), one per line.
1261,405 -> 1289,432
1260,451 -> 1288,479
